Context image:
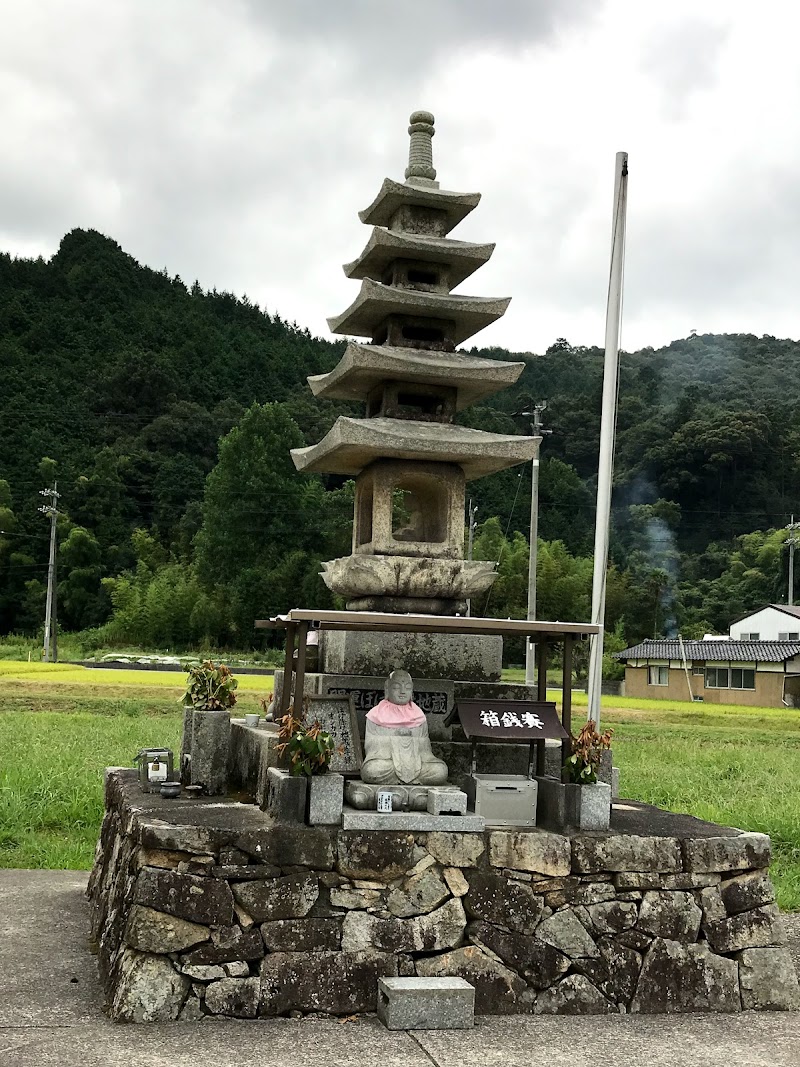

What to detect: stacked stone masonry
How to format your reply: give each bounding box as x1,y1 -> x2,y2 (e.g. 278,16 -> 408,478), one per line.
89,771 -> 800,1021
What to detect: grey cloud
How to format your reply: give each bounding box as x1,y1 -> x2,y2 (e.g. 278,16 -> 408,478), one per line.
628,165 -> 800,323
242,0 -> 594,65
640,19 -> 730,117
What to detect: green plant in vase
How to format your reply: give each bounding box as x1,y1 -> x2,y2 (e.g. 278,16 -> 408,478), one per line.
181,660 -> 238,710
276,705 -> 341,777
563,720 -> 613,784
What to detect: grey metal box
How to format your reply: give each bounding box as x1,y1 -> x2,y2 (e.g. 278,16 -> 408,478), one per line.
464,773 -> 537,826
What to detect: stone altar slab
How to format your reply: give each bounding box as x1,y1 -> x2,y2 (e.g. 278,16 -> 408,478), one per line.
341,807 -> 485,832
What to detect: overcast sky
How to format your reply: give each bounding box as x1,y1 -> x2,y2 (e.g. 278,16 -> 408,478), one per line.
3,0 -> 800,354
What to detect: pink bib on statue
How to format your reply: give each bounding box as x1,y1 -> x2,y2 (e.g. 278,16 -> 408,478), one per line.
366,699 -> 426,728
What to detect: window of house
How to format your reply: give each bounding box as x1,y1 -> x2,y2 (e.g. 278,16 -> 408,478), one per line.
648,665 -> 669,686
740,632 -> 760,641
692,665 -> 705,675
778,632 -> 800,641
706,667 -> 730,688
730,668 -> 756,689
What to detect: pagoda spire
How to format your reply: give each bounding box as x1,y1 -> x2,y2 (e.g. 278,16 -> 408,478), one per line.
405,109 -> 437,185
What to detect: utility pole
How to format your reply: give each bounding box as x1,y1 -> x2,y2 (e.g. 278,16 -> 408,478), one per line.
465,499 -> 478,617
787,515 -> 800,606
38,482 -> 60,662
516,402 -> 551,686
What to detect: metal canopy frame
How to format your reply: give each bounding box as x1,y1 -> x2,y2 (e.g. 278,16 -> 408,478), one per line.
256,608 -> 601,775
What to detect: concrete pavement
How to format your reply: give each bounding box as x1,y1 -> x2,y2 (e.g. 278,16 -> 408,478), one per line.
2,869 -> 800,1067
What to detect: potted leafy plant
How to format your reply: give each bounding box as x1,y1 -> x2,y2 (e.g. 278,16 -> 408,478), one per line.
180,660 -> 237,796
182,660 -> 238,710
276,711 -> 338,775
561,721 -> 614,830
275,706 -> 344,825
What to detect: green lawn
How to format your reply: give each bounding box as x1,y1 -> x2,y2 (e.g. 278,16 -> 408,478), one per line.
1,662 -> 798,909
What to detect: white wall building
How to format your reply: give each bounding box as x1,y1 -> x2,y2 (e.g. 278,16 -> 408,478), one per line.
729,604 -> 800,642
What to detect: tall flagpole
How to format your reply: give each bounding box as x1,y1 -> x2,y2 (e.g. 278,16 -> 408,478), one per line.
587,152 -> 629,726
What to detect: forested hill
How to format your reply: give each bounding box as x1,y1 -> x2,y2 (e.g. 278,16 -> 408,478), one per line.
1,228 -> 799,651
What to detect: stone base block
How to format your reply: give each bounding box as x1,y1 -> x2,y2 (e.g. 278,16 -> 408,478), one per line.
307,773 -> 344,825
264,768 -> 306,823
536,777 -> 612,831
320,630 -> 502,682
378,976 -> 475,1030
341,807 -> 485,832
427,788 -> 468,816
345,781 -> 433,812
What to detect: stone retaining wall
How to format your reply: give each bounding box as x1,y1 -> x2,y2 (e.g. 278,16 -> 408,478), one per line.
88,770 -> 800,1021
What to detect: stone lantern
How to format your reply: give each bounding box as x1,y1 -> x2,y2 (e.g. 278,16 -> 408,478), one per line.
291,110 -> 537,616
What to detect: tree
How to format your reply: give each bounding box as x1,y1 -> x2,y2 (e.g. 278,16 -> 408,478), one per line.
58,526 -> 107,630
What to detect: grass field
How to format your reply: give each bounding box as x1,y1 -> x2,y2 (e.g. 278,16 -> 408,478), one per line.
1,660 -> 798,909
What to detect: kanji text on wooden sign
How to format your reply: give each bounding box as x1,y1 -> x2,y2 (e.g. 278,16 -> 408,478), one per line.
454,700 -> 567,741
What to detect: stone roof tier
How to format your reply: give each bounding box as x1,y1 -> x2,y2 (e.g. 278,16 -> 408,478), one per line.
359,177 -> 481,235
327,278 -> 510,345
616,639 -> 800,663
343,227 -> 495,288
290,416 -> 538,480
307,342 -> 524,409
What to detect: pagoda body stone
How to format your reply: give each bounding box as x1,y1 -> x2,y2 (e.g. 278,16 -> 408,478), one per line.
292,109 -> 537,616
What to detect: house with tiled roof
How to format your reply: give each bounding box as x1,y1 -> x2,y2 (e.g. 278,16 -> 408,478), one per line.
616,605 -> 800,706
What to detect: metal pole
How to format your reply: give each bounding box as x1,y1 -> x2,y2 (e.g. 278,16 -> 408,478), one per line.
587,151 -> 629,726
787,515 -> 800,606
465,499 -> 478,617
39,481 -> 60,663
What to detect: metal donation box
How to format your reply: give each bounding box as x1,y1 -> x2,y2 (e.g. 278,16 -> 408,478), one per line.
449,700 -> 568,827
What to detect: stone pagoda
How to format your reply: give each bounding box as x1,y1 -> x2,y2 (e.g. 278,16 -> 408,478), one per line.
291,110 -> 537,616
277,110 -> 541,744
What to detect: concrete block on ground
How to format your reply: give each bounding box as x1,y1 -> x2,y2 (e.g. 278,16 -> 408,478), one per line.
264,767 -> 307,823
189,709 -> 231,795
377,976 -> 475,1030
427,788 -> 467,816
307,773 -> 344,825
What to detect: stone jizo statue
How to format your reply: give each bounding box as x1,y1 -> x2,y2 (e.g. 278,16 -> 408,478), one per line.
346,669 -> 449,811
361,669 -> 448,787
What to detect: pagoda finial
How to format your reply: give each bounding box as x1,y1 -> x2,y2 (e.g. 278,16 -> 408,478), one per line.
405,109 -> 437,184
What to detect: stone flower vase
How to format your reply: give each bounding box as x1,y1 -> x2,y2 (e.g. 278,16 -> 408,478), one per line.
306,771 -> 344,826
564,780 -> 612,831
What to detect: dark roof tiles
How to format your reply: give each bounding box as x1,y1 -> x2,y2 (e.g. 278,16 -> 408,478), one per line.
615,639 -> 800,663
